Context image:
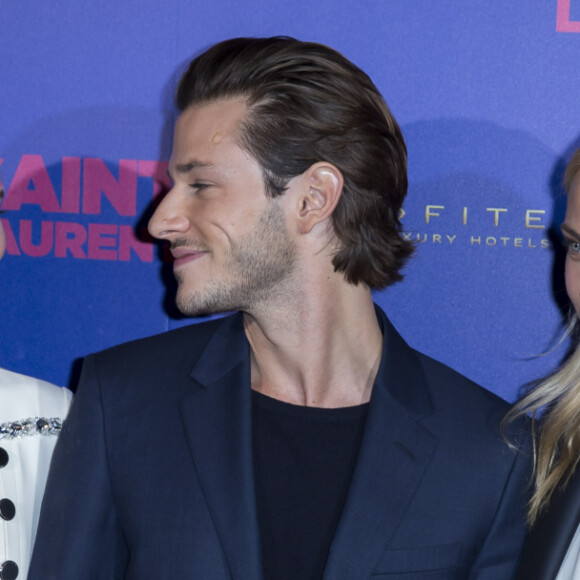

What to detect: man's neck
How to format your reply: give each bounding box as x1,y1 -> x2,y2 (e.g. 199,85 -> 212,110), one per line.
243,283 -> 383,409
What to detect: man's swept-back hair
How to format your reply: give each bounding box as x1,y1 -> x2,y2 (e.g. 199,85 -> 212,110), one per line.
176,36 -> 413,289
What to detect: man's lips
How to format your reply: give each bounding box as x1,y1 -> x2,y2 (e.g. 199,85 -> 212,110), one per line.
170,247 -> 207,267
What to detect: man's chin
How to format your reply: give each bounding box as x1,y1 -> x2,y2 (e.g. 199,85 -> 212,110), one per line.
176,301 -> 213,318
175,291 -> 231,318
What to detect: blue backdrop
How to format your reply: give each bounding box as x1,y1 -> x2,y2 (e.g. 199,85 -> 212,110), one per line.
1,1 -> 579,403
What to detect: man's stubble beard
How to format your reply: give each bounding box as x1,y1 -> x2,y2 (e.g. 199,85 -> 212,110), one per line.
174,199 -> 297,317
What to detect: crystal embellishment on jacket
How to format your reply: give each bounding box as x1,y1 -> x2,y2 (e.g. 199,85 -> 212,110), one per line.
0,418 -> 64,439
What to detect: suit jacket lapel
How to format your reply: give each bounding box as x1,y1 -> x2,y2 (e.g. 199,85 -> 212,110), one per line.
179,313 -> 263,580
177,308 -> 436,579
517,465 -> 580,580
323,312 -> 437,579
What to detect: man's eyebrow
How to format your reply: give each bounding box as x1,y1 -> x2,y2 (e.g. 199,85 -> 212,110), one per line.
167,160 -> 215,180
562,223 -> 580,241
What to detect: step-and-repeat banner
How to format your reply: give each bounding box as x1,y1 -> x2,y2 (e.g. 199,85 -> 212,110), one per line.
1,1 -> 579,402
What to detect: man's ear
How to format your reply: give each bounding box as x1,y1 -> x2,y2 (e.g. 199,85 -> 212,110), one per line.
296,162 -> 344,234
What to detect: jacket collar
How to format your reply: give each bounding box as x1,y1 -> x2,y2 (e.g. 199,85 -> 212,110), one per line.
181,306 -> 437,579
183,313 -> 262,580
188,307 -> 434,418
323,306 -> 436,578
373,304 -> 433,418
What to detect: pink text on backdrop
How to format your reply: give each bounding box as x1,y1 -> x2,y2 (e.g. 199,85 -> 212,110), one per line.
2,155 -> 170,215
557,0 -> 580,32
0,155 -> 171,262
0,219 -> 152,261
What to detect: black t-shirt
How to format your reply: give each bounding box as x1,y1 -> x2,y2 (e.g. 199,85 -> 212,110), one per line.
252,390 -> 369,580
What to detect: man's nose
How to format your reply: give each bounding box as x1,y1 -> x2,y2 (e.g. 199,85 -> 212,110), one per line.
148,188 -> 190,240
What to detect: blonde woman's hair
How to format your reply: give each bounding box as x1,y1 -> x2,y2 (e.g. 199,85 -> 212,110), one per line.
508,146 -> 580,526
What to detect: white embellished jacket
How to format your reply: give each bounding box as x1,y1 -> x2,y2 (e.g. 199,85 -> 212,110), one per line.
0,368 -> 72,580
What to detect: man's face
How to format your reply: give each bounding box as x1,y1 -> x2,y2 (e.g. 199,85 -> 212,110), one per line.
148,98 -> 296,316
0,177 -> 5,260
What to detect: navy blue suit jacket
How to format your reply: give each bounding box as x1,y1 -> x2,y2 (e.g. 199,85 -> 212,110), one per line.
30,308 -> 531,579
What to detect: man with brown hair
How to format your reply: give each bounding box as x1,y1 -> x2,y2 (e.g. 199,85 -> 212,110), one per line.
30,37 -> 530,579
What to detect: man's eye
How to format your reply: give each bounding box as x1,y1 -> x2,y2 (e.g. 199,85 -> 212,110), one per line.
191,183 -> 209,192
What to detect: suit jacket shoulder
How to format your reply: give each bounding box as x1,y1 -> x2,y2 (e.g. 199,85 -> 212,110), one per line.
377,313 -> 524,444
94,314 -> 233,365
322,309 -> 532,578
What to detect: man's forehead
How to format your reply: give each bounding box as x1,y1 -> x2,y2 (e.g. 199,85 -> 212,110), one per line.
169,98 -> 251,173
176,97 -> 249,140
